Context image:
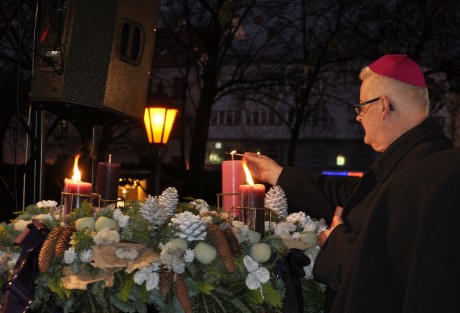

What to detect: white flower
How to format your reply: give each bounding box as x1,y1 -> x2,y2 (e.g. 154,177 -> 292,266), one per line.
79,249 -> 93,263
274,222 -> 297,237
190,199 -> 209,213
113,208 -> 123,220
303,218 -> 318,232
303,252 -> 316,279
13,220 -> 30,232
93,228 -> 120,245
115,248 -> 139,260
184,249 -> 195,263
36,200 -> 58,208
316,218 -> 328,233
244,255 -> 270,293
113,209 -> 130,228
64,247 -> 77,264
34,213 -> 53,222
134,262 -> 161,291
232,221 -> 250,243
160,242 -> 186,273
286,212 -> 310,230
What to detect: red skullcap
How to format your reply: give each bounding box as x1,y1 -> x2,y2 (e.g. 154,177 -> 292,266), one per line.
368,54 -> 426,87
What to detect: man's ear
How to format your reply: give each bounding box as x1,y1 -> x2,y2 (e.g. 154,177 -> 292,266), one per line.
380,96 -> 392,118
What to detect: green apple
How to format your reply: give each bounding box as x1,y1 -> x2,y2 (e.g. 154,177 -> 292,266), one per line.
249,242 -> 272,263
168,238 -> 188,251
75,217 -> 96,231
194,242 -> 217,265
95,216 -> 118,232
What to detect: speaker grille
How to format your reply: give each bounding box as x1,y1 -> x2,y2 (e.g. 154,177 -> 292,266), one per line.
29,0 -> 160,124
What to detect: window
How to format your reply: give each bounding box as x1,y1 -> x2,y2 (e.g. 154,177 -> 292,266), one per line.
210,110 -> 240,125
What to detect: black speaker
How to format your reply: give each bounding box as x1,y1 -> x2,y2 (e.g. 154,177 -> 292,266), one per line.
29,0 -> 160,123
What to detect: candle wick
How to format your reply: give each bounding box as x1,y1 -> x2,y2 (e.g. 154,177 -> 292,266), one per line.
230,150 -> 236,161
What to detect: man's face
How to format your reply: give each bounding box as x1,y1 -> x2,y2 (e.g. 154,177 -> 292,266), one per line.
356,78 -> 387,152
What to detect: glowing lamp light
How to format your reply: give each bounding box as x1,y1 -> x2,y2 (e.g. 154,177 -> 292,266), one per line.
144,107 -> 178,144
336,154 -> 346,166
143,90 -> 178,195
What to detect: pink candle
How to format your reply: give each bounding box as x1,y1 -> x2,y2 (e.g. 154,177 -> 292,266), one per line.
222,160 -> 244,213
239,183 -> 265,235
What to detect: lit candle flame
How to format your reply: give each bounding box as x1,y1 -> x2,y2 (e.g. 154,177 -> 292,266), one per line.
72,154 -> 82,182
242,160 -> 254,185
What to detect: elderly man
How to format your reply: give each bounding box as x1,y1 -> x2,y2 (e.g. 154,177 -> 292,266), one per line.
244,54 -> 459,313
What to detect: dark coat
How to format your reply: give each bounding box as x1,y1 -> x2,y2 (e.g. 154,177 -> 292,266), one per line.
278,117 -> 456,312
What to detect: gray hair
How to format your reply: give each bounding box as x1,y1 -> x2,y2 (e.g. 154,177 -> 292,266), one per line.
359,66 -> 429,115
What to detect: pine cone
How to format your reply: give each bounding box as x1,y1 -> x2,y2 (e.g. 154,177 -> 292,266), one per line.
223,227 -> 242,258
55,222 -> 76,258
171,211 -> 207,241
38,226 -> 63,273
174,273 -> 192,313
158,187 -> 179,210
159,271 -> 173,299
206,223 -> 236,273
265,185 -> 288,218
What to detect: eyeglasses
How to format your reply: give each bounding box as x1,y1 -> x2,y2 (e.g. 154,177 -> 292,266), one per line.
352,97 -> 395,115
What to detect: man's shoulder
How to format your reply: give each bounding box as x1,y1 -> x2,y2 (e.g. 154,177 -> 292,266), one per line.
397,147 -> 460,181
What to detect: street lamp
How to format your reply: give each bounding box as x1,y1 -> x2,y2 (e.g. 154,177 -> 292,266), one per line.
143,98 -> 178,195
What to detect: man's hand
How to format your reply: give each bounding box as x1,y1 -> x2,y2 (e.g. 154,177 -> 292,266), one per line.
318,206 -> 344,247
243,152 -> 283,185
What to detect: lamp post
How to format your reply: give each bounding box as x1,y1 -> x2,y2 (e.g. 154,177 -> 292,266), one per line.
143,100 -> 178,195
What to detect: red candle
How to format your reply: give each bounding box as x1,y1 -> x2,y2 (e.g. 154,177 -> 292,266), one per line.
63,155 -> 92,214
96,155 -> 120,201
222,160 -> 244,213
239,184 -> 265,235
240,160 -> 266,235
64,178 -> 92,195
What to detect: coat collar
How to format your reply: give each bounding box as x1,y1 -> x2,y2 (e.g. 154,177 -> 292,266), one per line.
371,116 -> 447,181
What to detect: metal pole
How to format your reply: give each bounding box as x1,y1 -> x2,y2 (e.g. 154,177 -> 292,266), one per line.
33,105 -> 45,203
153,148 -> 163,195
